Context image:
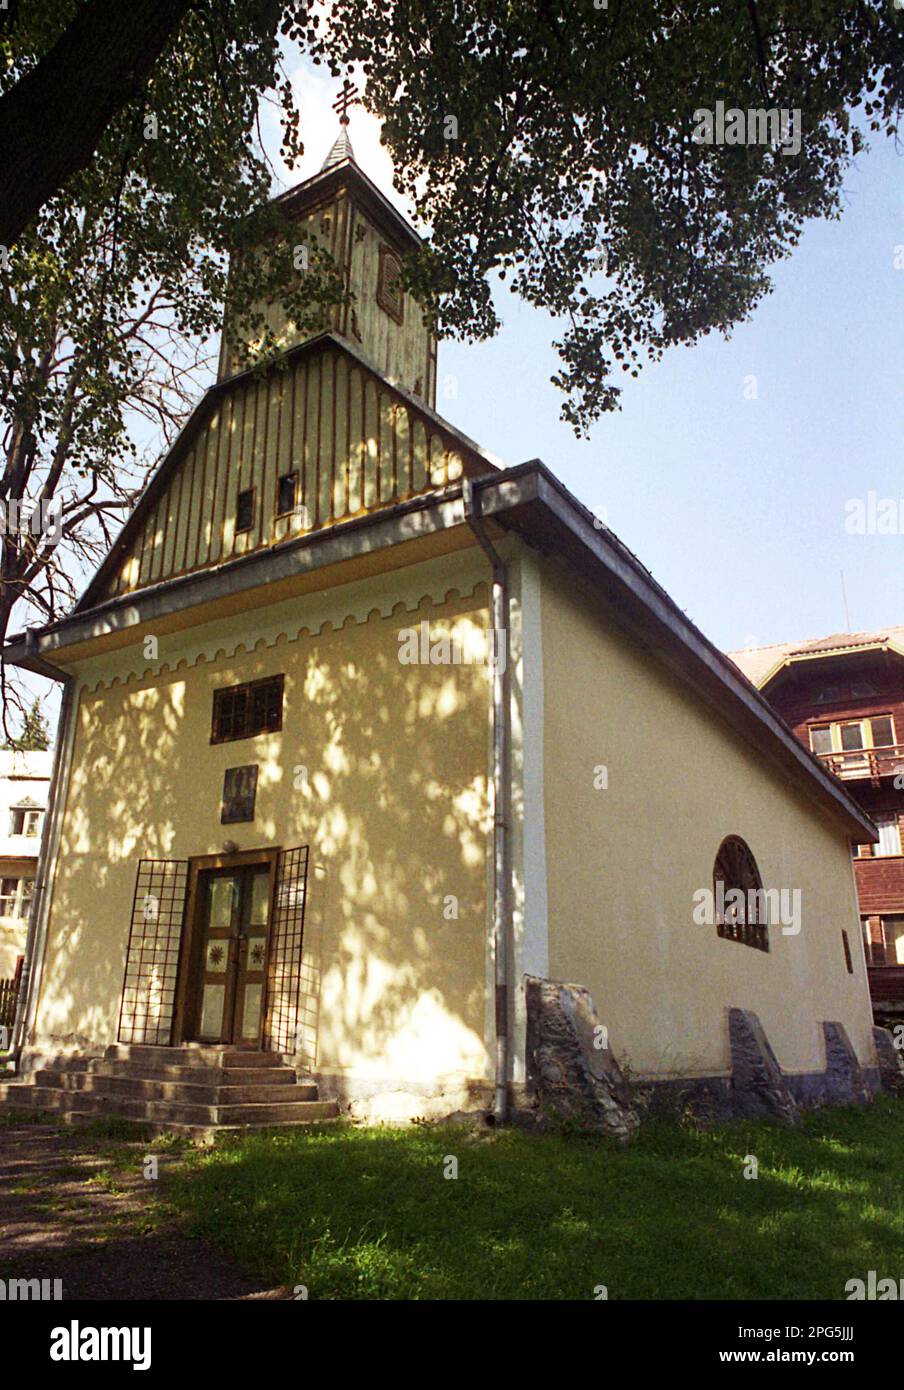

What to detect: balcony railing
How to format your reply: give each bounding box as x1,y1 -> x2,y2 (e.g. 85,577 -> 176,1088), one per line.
868,965 -> 904,1013
816,744 -> 904,781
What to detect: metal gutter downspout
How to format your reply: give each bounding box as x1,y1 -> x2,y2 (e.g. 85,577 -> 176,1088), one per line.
10,633 -> 77,1074
462,478 -> 511,1125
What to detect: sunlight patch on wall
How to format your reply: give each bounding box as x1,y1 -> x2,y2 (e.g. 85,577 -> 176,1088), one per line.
321,954 -> 486,1080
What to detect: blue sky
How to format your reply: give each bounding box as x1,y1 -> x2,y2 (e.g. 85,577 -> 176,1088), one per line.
18,87 -> 904,739
274,63 -> 904,657
23,76 -> 904,740
432,135 -> 904,655
267,61 -> 902,657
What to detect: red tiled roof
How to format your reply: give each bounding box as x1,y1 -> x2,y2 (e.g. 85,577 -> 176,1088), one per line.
788,631 -> 889,655
728,626 -> 904,687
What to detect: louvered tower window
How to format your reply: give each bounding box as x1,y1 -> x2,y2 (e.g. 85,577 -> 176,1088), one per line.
377,245 -> 404,324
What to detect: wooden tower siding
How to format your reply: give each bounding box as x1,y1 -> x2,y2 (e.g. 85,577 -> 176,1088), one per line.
78,149 -> 468,611
106,347 -> 472,602
219,188 -> 437,409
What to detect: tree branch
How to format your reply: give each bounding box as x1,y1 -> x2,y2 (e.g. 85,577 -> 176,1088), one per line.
0,0 -> 191,246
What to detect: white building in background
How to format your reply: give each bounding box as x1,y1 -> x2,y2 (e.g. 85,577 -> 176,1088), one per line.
0,749 -> 51,979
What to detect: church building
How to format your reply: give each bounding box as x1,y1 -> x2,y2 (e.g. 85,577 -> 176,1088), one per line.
0,125 -> 885,1134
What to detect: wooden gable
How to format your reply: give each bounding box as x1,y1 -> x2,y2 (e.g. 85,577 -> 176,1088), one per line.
79,336 -> 492,610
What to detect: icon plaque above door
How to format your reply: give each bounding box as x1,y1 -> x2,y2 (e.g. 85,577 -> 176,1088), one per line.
221,765 -> 258,824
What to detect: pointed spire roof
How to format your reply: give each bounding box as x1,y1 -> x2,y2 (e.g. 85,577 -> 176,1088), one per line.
321,126 -> 356,171
322,78 -> 360,170
271,81 -> 421,257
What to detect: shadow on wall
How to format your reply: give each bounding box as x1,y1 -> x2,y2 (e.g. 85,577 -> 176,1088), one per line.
39,591 -> 493,1081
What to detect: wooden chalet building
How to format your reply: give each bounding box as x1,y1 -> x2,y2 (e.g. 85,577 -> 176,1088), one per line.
730,628 -> 904,1023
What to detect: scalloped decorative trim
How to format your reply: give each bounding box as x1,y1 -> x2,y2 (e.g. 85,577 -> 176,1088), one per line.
76,551 -> 489,694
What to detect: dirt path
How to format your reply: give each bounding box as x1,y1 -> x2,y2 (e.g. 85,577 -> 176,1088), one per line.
0,1119 -> 290,1299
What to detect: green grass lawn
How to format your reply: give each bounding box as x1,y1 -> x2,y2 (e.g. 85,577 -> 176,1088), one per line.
163,1097 -> 904,1300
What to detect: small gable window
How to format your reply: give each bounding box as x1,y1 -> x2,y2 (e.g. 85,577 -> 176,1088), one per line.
10,805 -> 41,837
277,472 -> 298,517
713,835 -> 769,953
842,929 -> 854,974
211,675 -> 284,744
377,245 -> 404,324
236,488 -> 255,534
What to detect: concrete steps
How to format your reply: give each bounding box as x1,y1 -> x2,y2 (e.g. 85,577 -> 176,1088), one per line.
0,1044 -> 339,1141
31,1071 -> 318,1105
97,1061 -> 301,1085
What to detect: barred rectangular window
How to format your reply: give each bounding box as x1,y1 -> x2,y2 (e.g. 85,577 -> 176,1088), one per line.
211,675 -> 284,744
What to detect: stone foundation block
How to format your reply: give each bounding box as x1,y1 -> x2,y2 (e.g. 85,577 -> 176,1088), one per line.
728,1007 -> 800,1125
872,1025 -> 904,1095
822,1022 -> 871,1106
523,975 -> 639,1139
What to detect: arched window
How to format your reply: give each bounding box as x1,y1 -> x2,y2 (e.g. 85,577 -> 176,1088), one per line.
713,835 -> 769,953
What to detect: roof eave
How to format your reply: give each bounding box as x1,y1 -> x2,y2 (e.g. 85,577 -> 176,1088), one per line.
478,465 -> 877,844
757,639 -> 904,692
273,158 -> 422,253
6,462 -> 876,845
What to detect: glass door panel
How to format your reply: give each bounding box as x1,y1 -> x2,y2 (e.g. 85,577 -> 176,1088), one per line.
871,716 -> 895,748
196,871 -> 241,1042
839,722 -> 868,773
809,726 -> 833,757
189,863 -> 273,1046
235,868 -> 272,1046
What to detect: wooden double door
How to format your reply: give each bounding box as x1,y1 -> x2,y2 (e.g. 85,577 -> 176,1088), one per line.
182,860 -> 274,1048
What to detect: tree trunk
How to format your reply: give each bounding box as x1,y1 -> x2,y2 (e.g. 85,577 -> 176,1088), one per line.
0,0 -> 191,248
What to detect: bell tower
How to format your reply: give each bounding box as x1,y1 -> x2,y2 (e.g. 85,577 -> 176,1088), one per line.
218,95 -> 437,409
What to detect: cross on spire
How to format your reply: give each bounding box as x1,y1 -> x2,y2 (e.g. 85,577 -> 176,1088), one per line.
321,78 -> 360,170
332,79 -> 359,127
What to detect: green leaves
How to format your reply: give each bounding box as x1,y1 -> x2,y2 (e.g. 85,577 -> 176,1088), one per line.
0,0 -> 335,649
2,0 -> 902,673
2,697 -> 51,750
321,0 -> 904,433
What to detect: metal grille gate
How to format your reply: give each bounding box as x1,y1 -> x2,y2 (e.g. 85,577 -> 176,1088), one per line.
265,845 -> 310,1053
118,859 -> 189,1045
118,849 -> 309,1050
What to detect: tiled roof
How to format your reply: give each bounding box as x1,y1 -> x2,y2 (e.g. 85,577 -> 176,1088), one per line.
728,626 -> 904,687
